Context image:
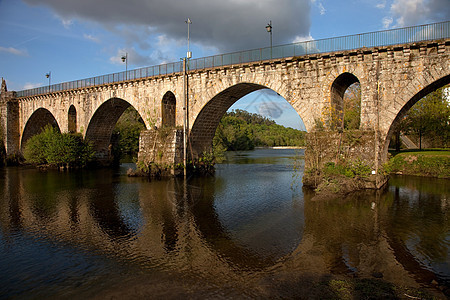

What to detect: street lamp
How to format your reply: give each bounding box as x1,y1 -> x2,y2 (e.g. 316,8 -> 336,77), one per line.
185,18 -> 192,59
121,53 -> 128,80
183,18 -> 192,177
45,72 -> 51,92
265,20 -> 272,58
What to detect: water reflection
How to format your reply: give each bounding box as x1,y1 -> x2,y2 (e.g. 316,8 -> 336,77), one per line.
385,175 -> 450,287
0,151 -> 448,298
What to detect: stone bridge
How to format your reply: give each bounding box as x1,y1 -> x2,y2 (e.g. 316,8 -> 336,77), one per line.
0,22 -> 449,176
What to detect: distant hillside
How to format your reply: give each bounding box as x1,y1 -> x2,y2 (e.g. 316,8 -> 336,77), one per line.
213,109 -> 306,151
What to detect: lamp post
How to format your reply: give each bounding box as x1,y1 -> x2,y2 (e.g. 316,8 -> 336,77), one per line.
183,18 -> 192,177
265,20 -> 272,59
45,72 -> 51,92
121,53 -> 128,80
186,18 -> 192,59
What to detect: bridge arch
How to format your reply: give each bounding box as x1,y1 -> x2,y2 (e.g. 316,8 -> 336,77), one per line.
382,74 -> 450,161
162,91 -> 176,128
68,105 -> 77,133
189,82 -> 304,158
329,72 -> 360,130
21,108 -> 60,151
85,97 -> 146,162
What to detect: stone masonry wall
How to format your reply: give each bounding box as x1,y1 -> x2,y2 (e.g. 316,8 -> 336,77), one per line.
303,130 -> 387,189
138,128 -> 183,175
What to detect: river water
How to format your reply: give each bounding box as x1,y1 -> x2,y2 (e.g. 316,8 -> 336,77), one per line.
0,149 -> 448,298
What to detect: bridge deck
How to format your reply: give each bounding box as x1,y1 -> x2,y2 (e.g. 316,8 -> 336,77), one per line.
16,21 -> 450,98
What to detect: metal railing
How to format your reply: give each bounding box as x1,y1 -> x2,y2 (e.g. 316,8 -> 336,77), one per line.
16,21 -> 449,98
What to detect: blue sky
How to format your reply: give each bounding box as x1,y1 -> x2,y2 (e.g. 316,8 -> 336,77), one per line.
0,0 -> 448,130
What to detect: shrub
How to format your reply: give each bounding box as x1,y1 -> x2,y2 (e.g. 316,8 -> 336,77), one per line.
23,125 -> 94,168
322,160 -> 371,179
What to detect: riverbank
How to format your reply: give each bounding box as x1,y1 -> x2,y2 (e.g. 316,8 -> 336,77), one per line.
385,150 -> 450,179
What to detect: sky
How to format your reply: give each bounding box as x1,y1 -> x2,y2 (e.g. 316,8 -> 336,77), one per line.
0,0 -> 448,130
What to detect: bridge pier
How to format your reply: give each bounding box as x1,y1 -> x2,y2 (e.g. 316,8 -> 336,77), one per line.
0,79 -> 20,162
303,130 -> 388,191
137,128 -> 184,176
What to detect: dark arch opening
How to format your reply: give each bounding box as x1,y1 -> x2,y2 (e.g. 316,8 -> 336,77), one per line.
111,106 -> 146,163
330,73 -> 360,130
21,108 -> 60,151
383,74 -> 450,161
162,91 -> 176,128
85,98 -> 146,163
68,105 -> 76,133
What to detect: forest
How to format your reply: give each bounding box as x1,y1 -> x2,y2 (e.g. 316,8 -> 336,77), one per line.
212,109 -> 306,152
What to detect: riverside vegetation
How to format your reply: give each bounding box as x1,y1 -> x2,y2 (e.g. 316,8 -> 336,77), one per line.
385,150 -> 450,179
212,109 -> 306,153
22,125 -> 94,169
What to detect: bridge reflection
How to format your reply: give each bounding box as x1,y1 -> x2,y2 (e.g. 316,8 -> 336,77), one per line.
0,167 -> 447,293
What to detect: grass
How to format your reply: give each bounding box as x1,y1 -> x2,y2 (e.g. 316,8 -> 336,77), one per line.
385,149 -> 450,178
389,149 -> 450,156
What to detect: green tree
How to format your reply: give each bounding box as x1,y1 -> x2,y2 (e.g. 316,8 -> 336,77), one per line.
23,125 -> 94,168
213,109 -> 306,152
112,107 -> 146,162
399,86 -> 450,149
343,82 -> 361,130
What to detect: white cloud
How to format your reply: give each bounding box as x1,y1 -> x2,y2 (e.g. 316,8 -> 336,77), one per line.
311,0 -> 326,15
83,34 -> 100,43
376,1 -> 386,9
23,82 -> 42,89
318,2 -> 326,15
293,34 -> 313,43
382,17 -> 393,29
60,17 -> 73,29
386,0 -> 449,28
0,46 -> 28,56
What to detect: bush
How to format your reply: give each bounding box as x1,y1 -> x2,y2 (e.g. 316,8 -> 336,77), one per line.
323,160 -> 371,179
23,125 -> 94,168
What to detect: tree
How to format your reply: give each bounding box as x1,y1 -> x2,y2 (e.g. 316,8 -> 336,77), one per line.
111,107 -> 146,162
213,110 -> 306,152
399,86 -> 450,149
343,82 -> 361,130
23,125 -> 94,168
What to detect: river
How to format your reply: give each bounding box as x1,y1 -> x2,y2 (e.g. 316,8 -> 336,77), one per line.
0,149 -> 448,298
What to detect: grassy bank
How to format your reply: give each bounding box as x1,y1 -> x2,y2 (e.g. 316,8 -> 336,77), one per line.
386,149 -> 450,179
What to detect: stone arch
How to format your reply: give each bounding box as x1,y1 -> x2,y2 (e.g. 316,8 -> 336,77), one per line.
21,108 -> 60,151
162,91 -> 176,127
382,74 -> 450,161
68,105 -> 77,133
329,72 -> 360,130
85,97 -> 146,163
189,82 -> 303,158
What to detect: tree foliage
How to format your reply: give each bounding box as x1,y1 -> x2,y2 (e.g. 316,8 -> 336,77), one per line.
112,107 -> 146,161
23,125 -> 94,168
213,109 -> 306,151
343,82 -> 361,130
398,86 -> 450,149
